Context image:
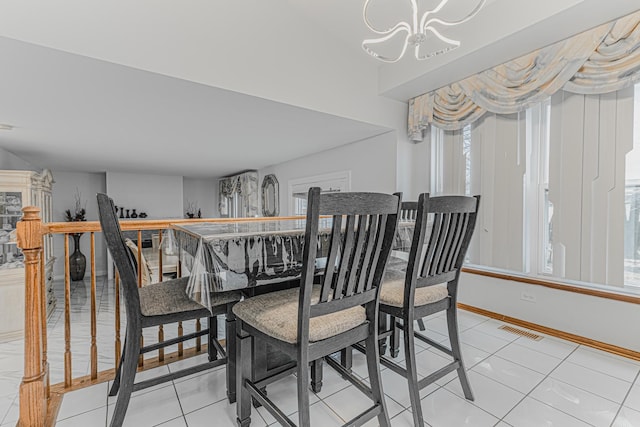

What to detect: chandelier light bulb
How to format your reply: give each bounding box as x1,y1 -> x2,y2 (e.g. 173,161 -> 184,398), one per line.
362,0 -> 486,63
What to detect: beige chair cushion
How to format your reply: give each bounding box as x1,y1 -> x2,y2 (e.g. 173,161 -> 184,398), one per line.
140,276 -> 241,317
232,287 -> 366,344
380,279 -> 449,308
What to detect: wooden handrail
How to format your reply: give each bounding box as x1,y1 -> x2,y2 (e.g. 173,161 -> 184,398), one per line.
45,215 -> 307,233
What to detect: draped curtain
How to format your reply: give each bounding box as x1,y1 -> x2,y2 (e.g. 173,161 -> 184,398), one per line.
408,10 -> 640,140
218,170 -> 259,217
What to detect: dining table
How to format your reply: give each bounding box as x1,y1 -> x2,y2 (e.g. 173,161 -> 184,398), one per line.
165,217 -> 415,399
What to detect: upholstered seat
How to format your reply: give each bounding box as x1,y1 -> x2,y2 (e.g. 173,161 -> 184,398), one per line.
140,277 -> 240,317
380,279 -> 448,307
233,287 -> 366,344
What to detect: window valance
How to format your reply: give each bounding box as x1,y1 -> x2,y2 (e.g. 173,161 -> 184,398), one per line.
408,10 -> 640,139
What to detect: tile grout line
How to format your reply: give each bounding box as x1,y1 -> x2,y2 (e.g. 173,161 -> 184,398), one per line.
406,318 -> 513,424
495,338 -> 575,423
609,368 -> 640,427
498,343 -> 601,426
432,321 -> 576,426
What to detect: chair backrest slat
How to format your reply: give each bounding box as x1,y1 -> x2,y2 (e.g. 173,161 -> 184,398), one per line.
365,214 -> 387,292
344,215 -> 368,297
412,194 -> 480,287
300,188 -> 400,332
400,201 -> 418,222
320,214 -> 342,303
420,212 -> 441,278
437,212 -> 460,274
331,214 -> 356,300
431,214 -> 451,276
356,213 -> 379,294
446,212 -> 470,272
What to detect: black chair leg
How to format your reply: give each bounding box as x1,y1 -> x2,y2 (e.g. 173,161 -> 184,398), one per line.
365,323 -> 390,427
340,346 -> 353,372
109,330 -> 141,427
296,352 -> 311,426
108,339 -> 127,396
251,338 -> 268,408
226,307 -> 237,403
378,314 -> 388,355
417,318 -> 426,331
447,306 -> 474,400
236,324 -> 252,427
403,316 -> 424,427
208,316 -> 218,362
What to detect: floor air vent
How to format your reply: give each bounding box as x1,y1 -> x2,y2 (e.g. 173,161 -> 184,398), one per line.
498,325 -> 543,341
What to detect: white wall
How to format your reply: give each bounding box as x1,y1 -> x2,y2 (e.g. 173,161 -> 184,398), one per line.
183,177 -> 218,218
51,172 -> 218,279
51,171 -> 107,279
105,172 -> 183,219
396,133 -> 430,201
259,132 -> 398,216
459,272 -> 640,352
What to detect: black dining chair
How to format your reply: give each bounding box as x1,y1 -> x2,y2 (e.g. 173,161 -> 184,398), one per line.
376,193 -> 480,427
233,187 -> 401,427
388,200 -> 426,357
97,193 -> 241,427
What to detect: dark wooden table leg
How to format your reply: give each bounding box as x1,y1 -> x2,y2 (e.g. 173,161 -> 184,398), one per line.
390,316 -> 400,358
236,325 -> 252,427
340,347 -> 353,372
311,359 -> 323,393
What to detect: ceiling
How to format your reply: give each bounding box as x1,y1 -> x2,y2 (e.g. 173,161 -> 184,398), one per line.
0,1 -> 637,178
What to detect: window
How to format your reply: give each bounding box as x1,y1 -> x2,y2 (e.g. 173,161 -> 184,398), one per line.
624,84 -> 640,287
524,99 -> 552,274
433,84 -> 639,292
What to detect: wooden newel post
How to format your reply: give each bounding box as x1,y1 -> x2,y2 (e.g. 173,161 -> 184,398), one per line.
17,206 -> 46,427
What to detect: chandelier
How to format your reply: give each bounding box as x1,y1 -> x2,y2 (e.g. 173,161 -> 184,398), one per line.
362,0 -> 486,63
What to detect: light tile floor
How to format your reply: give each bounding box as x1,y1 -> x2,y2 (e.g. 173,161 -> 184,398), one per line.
1,276 -> 639,426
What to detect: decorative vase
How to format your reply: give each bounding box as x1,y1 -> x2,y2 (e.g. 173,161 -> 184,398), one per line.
69,233 -> 86,281
131,209 -> 138,218
126,209 -> 130,218
119,207 -> 124,219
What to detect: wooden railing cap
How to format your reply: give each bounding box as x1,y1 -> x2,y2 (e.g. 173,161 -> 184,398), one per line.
17,206 -> 43,251
21,206 -> 41,220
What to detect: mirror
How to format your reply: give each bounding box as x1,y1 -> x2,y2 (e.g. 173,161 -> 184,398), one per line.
261,174 -> 279,217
